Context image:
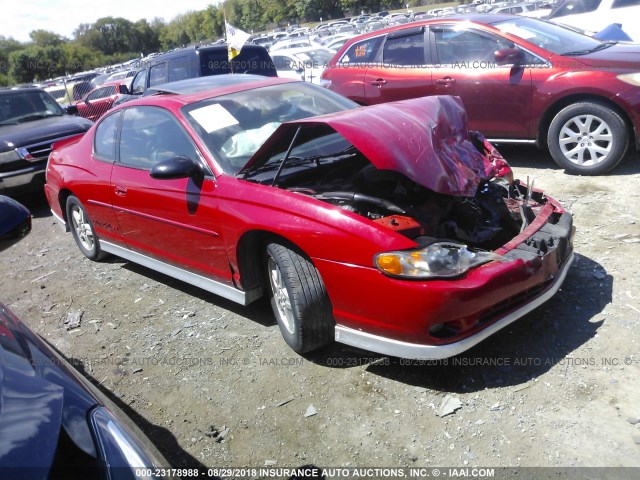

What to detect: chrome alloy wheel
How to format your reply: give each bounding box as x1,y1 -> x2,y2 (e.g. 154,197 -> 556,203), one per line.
268,256 -> 295,335
70,203 -> 95,252
558,114 -> 613,167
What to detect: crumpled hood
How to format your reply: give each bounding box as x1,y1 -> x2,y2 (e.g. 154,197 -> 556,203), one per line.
242,96 -> 498,197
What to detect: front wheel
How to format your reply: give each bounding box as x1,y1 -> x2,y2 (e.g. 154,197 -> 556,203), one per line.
66,195 -> 106,261
547,102 -> 629,175
266,242 -> 334,353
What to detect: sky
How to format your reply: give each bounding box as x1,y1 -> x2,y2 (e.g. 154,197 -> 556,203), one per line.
1,0 -> 217,43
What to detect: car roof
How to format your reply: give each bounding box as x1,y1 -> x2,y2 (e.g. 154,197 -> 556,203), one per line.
274,46 -> 333,55
126,75 -> 299,108
0,87 -> 46,96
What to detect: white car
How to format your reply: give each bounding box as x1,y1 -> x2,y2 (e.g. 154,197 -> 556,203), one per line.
270,38 -> 313,51
315,34 -> 356,53
547,0 -> 640,42
271,47 -> 334,84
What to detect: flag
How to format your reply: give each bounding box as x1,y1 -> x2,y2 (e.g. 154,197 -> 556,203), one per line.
225,22 -> 251,61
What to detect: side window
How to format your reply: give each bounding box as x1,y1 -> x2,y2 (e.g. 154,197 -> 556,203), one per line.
552,0 -> 601,16
131,71 -> 146,95
273,56 -> 298,72
86,88 -> 103,101
339,36 -> 384,64
118,107 -> 200,170
168,56 -> 190,82
383,31 -> 425,66
94,112 -> 120,162
87,86 -> 115,101
149,62 -> 168,86
433,28 -> 513,65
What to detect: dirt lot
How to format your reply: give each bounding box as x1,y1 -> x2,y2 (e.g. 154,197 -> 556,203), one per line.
2,147 -> 640,477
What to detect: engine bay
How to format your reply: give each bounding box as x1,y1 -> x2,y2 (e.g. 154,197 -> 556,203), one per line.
286,161 -> 547,251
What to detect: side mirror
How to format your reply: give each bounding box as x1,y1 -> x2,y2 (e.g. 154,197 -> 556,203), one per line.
65,105 -> 78,115
494,47 -> 523,66
118,84 -> 130,95
150,156 -> 203,180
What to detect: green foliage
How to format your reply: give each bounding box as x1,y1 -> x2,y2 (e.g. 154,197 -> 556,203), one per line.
1,0 -> 460,86
8,45 -> 66,83
30,30 -> 66,47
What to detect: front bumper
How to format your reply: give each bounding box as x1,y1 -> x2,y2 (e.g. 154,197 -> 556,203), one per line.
334,251 -> 573,360
0,162 -> 46,195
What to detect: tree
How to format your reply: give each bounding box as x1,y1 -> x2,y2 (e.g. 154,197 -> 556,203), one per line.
8,45 -> 66,83
29,30 -> 66,47
134,19 -> 161,55
0,35 -> 23,83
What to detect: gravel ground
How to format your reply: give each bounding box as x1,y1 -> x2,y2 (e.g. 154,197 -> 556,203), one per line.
2,146 -> 640,478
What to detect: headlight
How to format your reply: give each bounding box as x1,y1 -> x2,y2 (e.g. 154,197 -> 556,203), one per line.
0,149 -> 21,165
618,73 -> 640,86
374,242 -> 503,279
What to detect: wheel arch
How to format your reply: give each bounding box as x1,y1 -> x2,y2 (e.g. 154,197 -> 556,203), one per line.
57,188 -> 75,230
235,229 -> 314,304
537,94 -> 636,150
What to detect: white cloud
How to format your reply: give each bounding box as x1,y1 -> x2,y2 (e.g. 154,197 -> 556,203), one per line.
1,0 -> 216,43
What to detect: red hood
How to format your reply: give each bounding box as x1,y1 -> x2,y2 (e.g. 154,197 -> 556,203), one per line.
557,43 -> 640,69
242,96 -> 498,197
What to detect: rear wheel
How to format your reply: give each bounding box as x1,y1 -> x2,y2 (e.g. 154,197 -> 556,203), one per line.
266,242 -> 334,353
547,101 -> 628,175
66,195 -> 106,261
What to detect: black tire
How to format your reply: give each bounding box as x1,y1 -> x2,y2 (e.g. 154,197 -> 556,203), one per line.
547,101 -> 628,175
66,195 -> 107,261
265,242 -> 334,353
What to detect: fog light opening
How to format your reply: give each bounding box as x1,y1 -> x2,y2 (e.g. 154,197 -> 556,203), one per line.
429,323 -> 445,335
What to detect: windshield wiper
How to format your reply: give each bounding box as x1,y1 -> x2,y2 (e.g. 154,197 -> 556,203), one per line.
561,41 -> 617,56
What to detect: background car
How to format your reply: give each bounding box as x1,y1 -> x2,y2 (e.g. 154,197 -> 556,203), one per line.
547,0 -> 640,42
0,195 -> 31,251
74,79 -> 130,121
270,38 -> 314,51
0,302 -> 172,478
321,14 -> 640,175
45,75 -> 573,360
0,88 -> 93,196
116,44 -> 277,106
271,47 -> 334,84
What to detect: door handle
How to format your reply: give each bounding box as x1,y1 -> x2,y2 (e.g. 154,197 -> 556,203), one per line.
114,185 -> 128,196
436,77 -> 456,86
370,78 -> 387,87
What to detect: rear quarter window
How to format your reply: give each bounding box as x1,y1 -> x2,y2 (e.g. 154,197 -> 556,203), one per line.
94,112 -> 120,162
339,36 -> 384,64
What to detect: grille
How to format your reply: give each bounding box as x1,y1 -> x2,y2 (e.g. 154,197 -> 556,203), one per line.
24,143 -> 53,161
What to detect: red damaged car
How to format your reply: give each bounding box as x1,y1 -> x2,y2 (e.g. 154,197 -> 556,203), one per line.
45,76 -> 574,359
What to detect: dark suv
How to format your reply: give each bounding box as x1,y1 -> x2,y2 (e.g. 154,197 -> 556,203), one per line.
0,88 -> 93,196
116,44 -> 277,105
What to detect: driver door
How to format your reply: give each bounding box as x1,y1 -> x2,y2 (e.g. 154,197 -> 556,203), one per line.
110,106 -> 232,283
429,25 -> 534,139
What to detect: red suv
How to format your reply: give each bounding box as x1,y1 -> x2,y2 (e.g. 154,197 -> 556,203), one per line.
321,14 -> 640,175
